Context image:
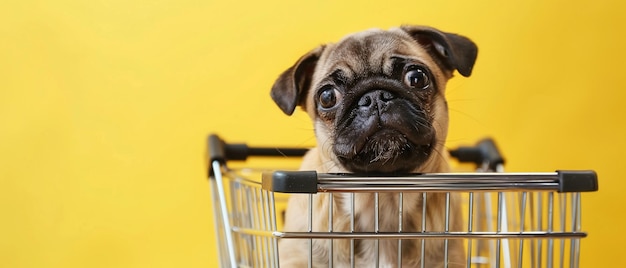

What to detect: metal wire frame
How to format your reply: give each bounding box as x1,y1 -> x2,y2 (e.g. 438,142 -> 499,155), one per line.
211,162 -> 591,268
211,161 -> 280,268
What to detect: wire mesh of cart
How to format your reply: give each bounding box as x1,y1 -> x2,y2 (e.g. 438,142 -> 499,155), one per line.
207,134 -> 598,268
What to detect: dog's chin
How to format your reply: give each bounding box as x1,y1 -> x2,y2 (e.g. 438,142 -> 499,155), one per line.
335,130 -> 433,173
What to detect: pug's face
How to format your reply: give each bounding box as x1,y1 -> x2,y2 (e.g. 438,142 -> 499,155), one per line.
272,26 -> 478,173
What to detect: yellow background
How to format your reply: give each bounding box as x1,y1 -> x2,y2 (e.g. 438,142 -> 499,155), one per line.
1,0 -> 624,267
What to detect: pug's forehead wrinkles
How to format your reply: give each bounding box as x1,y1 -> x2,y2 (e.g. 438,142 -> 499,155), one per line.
322,31 -> 418,80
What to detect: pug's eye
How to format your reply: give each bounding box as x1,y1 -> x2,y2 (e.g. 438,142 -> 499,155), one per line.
318,87 -> 342,109
404,67 -> 430,90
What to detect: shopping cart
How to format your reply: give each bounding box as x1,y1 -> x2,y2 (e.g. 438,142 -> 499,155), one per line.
207,134 -> 598,268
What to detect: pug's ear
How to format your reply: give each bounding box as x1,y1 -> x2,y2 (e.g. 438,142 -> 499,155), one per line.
270,45 -> 326,115
401,25 -> 478,77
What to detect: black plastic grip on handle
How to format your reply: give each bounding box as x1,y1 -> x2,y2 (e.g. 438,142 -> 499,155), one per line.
224,143 -> 250,161
246,147 -> 310,158
557,170 -> 599,192
449,138 -> 505,170
262,170 -> 318,193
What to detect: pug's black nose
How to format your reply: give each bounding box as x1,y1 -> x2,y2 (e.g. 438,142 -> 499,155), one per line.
357,89 -> 396,108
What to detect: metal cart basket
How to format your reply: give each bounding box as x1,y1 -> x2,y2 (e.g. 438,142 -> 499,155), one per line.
207,134 -> 598,268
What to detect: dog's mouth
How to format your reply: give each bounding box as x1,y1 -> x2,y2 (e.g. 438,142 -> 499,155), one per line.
329,81 -> 438,173
334,127 -> 435,173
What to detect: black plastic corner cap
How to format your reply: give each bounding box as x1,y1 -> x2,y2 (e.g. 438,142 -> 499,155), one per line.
557,170 -> 599,193
448,138 -> 505,170
208,134 -> 226,164
208,134 -> 229,178
477,138 -> 505,168
262,170 -> 318,193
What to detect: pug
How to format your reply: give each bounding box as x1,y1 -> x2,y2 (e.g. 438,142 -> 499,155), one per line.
271,25 -> 478,267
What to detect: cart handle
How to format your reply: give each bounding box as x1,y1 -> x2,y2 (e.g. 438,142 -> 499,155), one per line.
207,134 -> 506,176
208,134 -> 309,163
208,134 -> 503,165
208,134 -> 310,177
